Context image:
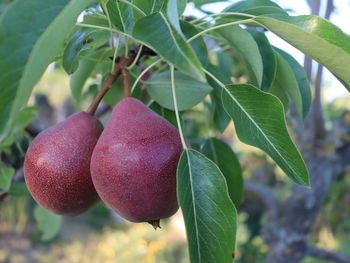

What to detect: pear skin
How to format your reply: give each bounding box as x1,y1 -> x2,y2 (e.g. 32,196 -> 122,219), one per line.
24,112 -> 103,215
91,98 -> 182,225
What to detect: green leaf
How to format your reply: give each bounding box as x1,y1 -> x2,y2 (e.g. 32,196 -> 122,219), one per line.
180,20 -> 208,66
63,28 -> 91,74
269,77 -> 289,111
270,51 -> 303,116
222,84 -> 309,186
70,49 -> 107,101
216,25 -> 263,87
132,0 -> 165,20
132,12 -> 204,80
83,13 -> 109,27
223,0 -> 286,17
191,0 -> 222,8
34,205 -> 62,241
0,0 -> 93,142
146,71 -> 212,110
253,14 -> 350,90
106,0 -> 134,33
0,0 -> 67,136
149,101 -> 178,128
8,182 -> 30,196
249,30 -> 277,91
14,107 -> 37,133
177,149 -> 237,263
0,106 -> 37,149
164,0 -> 181,32
202,138 -> 243,207
0,167 -> 14,192
206,64 -> 231,133
177,0 -> 187,16
217,51 -> 234,75
274,47 -> 311,119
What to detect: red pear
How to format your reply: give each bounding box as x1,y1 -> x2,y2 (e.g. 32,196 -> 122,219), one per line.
24,112 -> 103,215
91,98 -> 182,226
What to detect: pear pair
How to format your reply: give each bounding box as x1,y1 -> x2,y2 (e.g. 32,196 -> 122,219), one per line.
24,98 -> 182,225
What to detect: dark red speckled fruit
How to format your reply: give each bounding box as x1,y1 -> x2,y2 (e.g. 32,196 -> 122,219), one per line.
91,98 -> 182,227
24,112 -> 103,216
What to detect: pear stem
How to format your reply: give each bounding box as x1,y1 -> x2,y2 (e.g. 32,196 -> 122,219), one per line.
86,51 -> 136,115
121,68 -> 131,97
86,46 -> 158,115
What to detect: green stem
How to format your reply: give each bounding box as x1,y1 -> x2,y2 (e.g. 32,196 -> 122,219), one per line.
127,45 -> 143,70
101,1 -> 114,48
124,37 -> 129,57
201,67 -> 226,88
117,0 -> 146,16
76,23 -> 135,40
190,12 -> 256,24
111,36 -> 121,73
131,58 -> 162,93
170,65 -> 187,150
186,18 -> 253,43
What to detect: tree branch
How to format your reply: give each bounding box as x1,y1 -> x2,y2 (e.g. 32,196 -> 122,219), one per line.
86,52 -> 136,115
244,180 -> 279,220
86,45 -> 158,115
309,0 -> 334,141
308,246 -> 350,263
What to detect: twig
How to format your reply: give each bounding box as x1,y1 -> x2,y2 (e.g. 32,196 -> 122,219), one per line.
86,45 -> 158,115
86,50 -> 137,115
308,246 -> 350,263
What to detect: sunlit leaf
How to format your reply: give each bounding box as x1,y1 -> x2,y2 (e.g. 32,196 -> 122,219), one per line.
177,149 -> 237,263
0,0 -> 93,141
132,12 -> 204,80
249,30 -> 277,91
216,25 -> 263,87
222,84 -> 309,186
253,14 -> 350,90
274,47 -> 311,119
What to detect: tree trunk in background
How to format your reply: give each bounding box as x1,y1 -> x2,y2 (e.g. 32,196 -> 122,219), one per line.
260,1 -> 341,262
259,111 -> 350,262
263,149 -> 343,262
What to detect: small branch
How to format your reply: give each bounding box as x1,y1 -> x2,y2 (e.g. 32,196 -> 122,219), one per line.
308,246 -> 350,263
86,50 -> 137,115
86,45 -> 158,115
121,68 -> 131,97
244,180 -> 279,220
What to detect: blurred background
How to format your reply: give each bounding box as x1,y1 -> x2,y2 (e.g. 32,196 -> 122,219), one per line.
1,0 -> 350,263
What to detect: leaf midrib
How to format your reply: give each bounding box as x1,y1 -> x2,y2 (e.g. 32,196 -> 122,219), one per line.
223,86 -> 303,183
159,12 -> 197,73
253,16 -> 350,77
186,150 -> 202,262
